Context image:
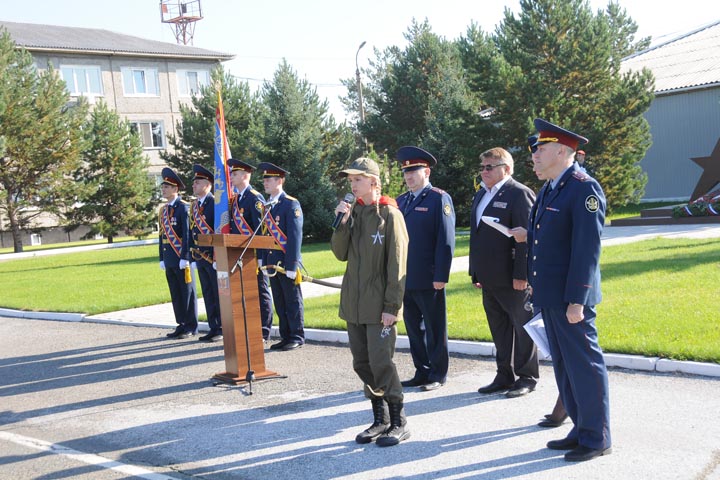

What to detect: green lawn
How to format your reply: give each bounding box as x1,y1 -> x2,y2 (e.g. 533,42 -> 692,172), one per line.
1,237 -> 718,362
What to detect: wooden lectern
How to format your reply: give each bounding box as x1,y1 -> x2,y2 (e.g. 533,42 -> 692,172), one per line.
198,233 -> 282,385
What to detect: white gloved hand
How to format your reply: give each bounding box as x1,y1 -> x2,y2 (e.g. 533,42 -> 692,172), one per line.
285,270 -> 297,280
191,262 -> 197,270
179,259 -> 189,269
257,259 -> 263,267
212,261 -> 217,270
159,261 -> 165,271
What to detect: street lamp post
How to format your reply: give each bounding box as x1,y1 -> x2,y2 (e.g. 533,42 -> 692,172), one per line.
355,41 -> 366,124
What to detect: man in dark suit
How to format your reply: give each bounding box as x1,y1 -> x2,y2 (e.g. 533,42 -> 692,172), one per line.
525,118 -> 611,462
158,167 -> 198,339
396,146 -> 455,392
188,164 -> 222,342
470,148 -> 538,398
228,158 -> 274,342
258,162 -> 305,351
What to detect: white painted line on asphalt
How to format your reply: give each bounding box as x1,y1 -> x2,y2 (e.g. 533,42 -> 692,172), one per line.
0,431 -> 181,480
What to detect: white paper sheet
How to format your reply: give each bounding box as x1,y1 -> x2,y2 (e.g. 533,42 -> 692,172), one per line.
524,313 -> 552,360
481,216 -> 512,237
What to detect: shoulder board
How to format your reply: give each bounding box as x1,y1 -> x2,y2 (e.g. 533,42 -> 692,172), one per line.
179,199 -> 190,205
430,186 -> 447,194
572,171 -> 589,182
250,188 -> 261,196
284,194 -> 298,201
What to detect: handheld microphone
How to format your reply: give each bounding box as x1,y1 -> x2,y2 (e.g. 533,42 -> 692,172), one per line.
332,193 -> 355,229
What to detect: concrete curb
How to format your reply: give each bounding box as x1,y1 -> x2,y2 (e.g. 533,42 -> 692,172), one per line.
0,308 -> 86,323
4,307 -> 717,378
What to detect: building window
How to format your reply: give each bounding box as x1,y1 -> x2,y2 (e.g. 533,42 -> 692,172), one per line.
129,121 -> 165,149
121,67 -> 159,96
30,234 -> 42,246
60,65 -> 103,96
177,69 -> 210,96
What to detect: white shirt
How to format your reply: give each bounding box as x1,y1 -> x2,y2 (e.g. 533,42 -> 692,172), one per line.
475,176 -> 510,227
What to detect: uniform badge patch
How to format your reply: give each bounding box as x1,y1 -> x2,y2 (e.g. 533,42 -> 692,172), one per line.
294,208 -> 302,218
443,204 -> 452,216
255,201 -> 263,212
585,195 -> 600,213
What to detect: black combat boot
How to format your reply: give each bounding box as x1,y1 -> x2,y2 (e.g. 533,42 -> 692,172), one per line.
376,401 -> 410,447
355,398 -> 390,444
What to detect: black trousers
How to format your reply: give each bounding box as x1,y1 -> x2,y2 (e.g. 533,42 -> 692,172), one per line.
165,267 -> 198,333
403,289 -> 449,383
481,285 -> 538,384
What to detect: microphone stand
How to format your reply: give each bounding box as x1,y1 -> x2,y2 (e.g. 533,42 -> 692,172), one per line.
230,200 -> 276,395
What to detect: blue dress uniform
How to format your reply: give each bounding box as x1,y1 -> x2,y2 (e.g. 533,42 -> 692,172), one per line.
159,167 -> 198,337
527,119 -> 611,457
188,164 -> 222,341
227,158 -> 274,341
395,146 -> 455,387
257,162 -> 305,349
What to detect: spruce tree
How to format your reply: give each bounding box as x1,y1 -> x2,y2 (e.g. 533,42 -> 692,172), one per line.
69,101 -> 156,243
257,60 -> 337,241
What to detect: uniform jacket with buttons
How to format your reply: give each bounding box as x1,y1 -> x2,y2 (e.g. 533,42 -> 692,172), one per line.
527,163 -> 606,308
264,191 -> 303,272
159,198 -> 191,267
331,197 -> 408,324
469,177 -> 535,287
396,184 -> 455,290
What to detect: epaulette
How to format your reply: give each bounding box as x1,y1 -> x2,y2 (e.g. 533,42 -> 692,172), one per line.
430,186 -> 447,194
572,171 -> 589,182
250,188 -> 261,196
284,194 -> 298,201
179,199 -> 190,205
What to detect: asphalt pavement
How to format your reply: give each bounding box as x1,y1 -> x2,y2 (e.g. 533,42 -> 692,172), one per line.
1,223 -> 720,479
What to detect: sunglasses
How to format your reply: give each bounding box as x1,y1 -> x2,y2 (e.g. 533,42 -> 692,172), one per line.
479,163 -> 506,172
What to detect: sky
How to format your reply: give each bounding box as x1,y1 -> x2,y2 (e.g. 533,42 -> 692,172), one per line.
2,0 -> 718,121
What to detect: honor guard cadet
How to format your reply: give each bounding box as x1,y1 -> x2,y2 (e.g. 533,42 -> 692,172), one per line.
527,118 -> 611,462
158,167 -> 198,339
188,164 -> 222,342
257,162 -> 305,351
395,146 -> 455,391
228,158 -> 274,342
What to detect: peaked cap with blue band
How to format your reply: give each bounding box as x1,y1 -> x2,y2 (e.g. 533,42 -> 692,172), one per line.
161,167 -> 185,190
396,146 -> 438,171
532,118 -> 588,151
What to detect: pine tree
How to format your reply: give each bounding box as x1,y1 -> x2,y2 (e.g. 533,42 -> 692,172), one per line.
257,60 -> 337,241
462,0 -> 654,209
69,101 -> 156,243
0,30 -> 88,252
349,20 -> 487,222
161,65 -> 262,195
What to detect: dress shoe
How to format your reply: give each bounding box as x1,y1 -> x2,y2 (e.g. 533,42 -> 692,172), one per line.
281,341 -> 303,351
270,340 -> 288,350
538,414 -> 568,428
175,330 -> 195,339
547,437 -> 579,450
420,381 -> 443,391
401,377 -> 429,388
506,384 -> 535,398
166,326 -> 183,338
565,445 -> 612,462
199,331 -> 223,342
477,381 -> 513,394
